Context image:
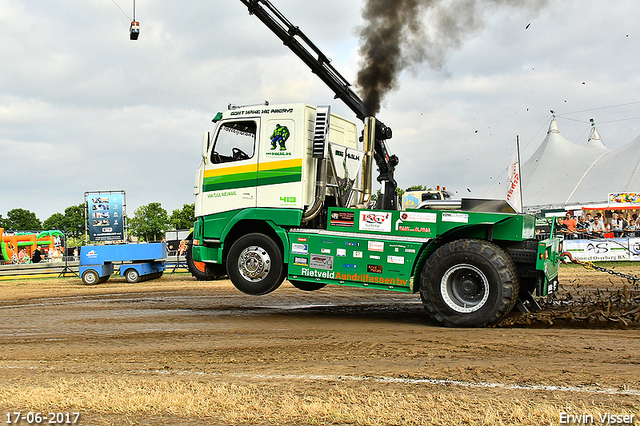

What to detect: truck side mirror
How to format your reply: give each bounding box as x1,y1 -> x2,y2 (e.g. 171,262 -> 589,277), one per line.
202,132 -> 211,161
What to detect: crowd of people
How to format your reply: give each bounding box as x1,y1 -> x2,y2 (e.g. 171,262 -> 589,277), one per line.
558,211 -> 640,239
7,246 -> 70,264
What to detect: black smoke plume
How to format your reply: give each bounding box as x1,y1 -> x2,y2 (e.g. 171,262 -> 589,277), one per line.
357,0 -> 547,116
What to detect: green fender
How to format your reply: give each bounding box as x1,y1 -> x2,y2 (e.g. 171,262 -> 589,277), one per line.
197,208 -> 303,264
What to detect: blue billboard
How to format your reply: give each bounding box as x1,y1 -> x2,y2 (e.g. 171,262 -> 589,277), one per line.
86,191 -> 125,242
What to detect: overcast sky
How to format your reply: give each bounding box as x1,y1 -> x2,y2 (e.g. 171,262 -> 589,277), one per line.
2,0 -> 640,222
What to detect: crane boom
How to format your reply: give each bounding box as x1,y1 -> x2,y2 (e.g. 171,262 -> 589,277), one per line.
239,0 -> 398,209
239,0 -> 367,121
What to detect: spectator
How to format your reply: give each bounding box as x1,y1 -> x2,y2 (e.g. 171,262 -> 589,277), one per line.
619,212 -> 628,230
31,248 -> 42,263
575,216 -> 589,237
611,213 -> 624,237
556,217 -> 569,235
589,216 -> 605,237
586,213 -> 593,223
559,213 -> 576,239
563,213 -> 577,231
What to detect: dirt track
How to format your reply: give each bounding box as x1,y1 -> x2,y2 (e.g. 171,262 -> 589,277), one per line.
0,266 -> 639,425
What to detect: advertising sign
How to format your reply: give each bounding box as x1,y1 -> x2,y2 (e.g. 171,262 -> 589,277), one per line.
562,239 -> 630,262
628,238 -> 640,261
359,211 -> 392,233
608,192 -> 640,204
86,191 -> 125,242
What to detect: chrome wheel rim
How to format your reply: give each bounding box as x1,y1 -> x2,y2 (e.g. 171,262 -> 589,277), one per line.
237,245 -> 271,282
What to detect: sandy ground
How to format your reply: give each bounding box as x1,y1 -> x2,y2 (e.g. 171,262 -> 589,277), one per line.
0,265 -> 638,425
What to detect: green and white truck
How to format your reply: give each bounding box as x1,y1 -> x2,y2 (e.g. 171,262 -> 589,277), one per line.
187,0 -> 560,327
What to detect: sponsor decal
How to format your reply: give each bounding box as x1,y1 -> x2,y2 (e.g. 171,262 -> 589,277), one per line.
209,190 -> 237,198
293,256 -> 308,266
405,248 -> 416,253
320,239 -> 334,244
400,211 -> 437,223
297,237 -> 307,242
442,212 -> 469,223
342,263 -> 357,270
359,211 -> 392,233
369,255 -> 381,260
367,264 -> 383,274
321,248 -> 331,254
368,241 -> 384,252
353,251 -> 363,258
292,243 -> 308,255
330,211 -> 355,228
397,226 -> 431,233
334,271 -> 408,286
300,268 -> 335,279
387,255 -> 405,265
86,250 -> 98,258
345,241 -> 360,247
267,123 -> 292,156
336,248 -> 347,257
310,254 -> 334,270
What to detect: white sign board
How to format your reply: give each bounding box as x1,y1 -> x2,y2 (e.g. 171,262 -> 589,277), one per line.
563,239 -> 630,262
627,238 -> 640,261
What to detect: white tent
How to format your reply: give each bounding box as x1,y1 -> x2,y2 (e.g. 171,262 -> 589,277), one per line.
519,119 -> 609,209
566,133 -> 640,204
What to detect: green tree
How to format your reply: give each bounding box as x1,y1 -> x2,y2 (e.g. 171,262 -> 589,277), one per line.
43,212 -> 66,231
42,203 -> 86,241
63,204 -> 86,239
4,208 -> 42,231
129,202 -> 170,242
0,214 -> 6,229
169,203 -> 195,230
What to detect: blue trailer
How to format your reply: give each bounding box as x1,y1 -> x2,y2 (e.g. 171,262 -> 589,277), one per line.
79,243 -> 167,285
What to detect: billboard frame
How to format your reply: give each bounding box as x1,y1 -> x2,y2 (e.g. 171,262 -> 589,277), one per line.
84,190 -> 127,243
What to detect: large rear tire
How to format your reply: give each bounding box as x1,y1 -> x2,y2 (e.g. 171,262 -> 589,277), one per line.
420,239 -> 519,327
227,233 -> 285,295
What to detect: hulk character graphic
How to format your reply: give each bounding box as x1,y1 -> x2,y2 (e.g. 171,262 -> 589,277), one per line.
270,124 -> 290,151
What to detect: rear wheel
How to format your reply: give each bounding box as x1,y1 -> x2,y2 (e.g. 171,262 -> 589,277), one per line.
227,233 -> 285,295
420,239 -> 519,327
124,268 -> 140,283
289,280 -> 327,291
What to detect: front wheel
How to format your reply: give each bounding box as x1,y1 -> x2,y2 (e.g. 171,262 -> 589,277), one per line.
420,239 -> 519,327
82,269 -> 100,285
227,233 -> 285,295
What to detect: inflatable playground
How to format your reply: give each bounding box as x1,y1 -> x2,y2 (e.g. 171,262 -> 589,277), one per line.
0,228 -> 65,264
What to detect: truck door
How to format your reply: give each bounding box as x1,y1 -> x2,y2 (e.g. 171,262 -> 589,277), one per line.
201,119 -> 259,214
256,118 -> 304,209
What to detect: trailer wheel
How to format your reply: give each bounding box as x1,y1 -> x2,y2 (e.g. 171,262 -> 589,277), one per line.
227,233 -> 284,295
124,268 -> 140,283
81,269 -> 100,285
289,280 -> 327,291
420,239 -> 519,327
186,240 -> 226,280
